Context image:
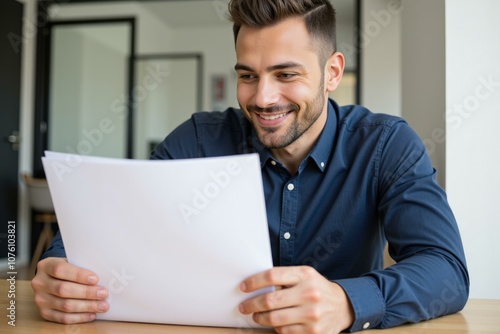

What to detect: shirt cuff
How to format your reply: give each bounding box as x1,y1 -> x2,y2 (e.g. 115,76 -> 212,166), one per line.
334,276 -> 385,332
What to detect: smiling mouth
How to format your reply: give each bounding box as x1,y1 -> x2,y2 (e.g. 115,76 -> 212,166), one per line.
258,112 -> 288,120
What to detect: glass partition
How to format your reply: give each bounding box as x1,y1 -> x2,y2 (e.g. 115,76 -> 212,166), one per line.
48,22 -> 131,158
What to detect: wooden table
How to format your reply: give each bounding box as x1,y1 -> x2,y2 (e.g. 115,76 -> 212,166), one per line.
2,280 -> 499,333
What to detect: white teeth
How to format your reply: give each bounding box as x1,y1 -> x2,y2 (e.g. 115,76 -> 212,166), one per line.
259,113 -> 287,120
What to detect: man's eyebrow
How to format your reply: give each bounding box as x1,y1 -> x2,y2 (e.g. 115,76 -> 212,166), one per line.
266,62 -> 305,72
234,63 -> 254,72
234,62 -> 305,72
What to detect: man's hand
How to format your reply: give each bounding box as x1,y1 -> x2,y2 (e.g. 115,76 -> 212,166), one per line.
239,266 -> 354,334
31,257 -> 109,324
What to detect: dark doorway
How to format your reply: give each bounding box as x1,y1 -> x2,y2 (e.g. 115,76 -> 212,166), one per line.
0,0 -> 23,259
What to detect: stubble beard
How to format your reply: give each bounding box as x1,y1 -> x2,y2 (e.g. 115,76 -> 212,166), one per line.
248,80 -> 326,150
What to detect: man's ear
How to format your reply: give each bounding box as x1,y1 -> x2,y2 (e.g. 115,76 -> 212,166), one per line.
325,52 -> 345,93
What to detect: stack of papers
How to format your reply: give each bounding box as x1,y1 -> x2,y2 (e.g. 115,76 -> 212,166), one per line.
42,151 -> 274,328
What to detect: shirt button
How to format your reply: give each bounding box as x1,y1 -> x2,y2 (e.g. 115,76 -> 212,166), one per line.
362,322 -> 370,329
283,232 -> 291,239
271,160 -> 277,166
320,162 -> 325,168
287,183 -> 294,191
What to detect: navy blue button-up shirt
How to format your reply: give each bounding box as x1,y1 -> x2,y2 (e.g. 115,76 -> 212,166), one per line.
44,100 -> 468,332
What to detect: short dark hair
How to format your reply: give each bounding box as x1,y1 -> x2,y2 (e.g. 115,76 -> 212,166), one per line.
228,0 -> 337,65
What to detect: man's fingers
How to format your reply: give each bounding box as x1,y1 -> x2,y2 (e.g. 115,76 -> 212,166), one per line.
47,279 -> 108,300
273,324 -> 305,334
37,292 -> 109,314
33,286 -> 108,324
252,308 -> 292,328
240,266 -> 320,315
34,258 -> 108,301
241,266 -> 316,292
251,307 -> 306,328
39,307 -> 97,324
240,288 -> 297,314
42,258 -> 99,285
32,257 -> 110,324
239,266 -> 353,333
252,306 -> 326,332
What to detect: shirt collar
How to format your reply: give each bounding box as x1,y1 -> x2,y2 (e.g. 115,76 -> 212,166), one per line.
307,99 -> 337,172
249,129 -> 274,169
249,99 -> 338,172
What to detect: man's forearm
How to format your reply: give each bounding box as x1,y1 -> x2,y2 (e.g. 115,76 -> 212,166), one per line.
336,247 -> 469,331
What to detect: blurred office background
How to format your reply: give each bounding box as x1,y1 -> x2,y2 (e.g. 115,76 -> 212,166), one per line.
1,0 -> 498,299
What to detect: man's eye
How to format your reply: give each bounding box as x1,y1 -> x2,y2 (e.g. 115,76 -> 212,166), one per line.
278,73 -> 296,79
239,74 -> 255,80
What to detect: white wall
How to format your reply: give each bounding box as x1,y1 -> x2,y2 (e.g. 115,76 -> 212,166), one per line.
48,2 -> 174,54
445,0 -> 500,299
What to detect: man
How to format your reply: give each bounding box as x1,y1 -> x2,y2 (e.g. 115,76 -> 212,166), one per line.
32,0 -> 469,333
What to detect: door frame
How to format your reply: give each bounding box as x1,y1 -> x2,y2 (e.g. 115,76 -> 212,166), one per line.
0,0 -> 23,262
33,13 -> 136,176
134,53 -> 204,111
133,53 -> 203,159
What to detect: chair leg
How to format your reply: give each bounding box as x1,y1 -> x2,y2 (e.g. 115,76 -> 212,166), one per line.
29,223 -> 55,275
44,228 -> 54,250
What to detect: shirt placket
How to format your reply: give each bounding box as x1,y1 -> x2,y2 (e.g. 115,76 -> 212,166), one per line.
279,176 -> 298,266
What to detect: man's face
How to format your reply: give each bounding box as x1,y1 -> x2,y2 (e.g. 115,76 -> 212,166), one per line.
235,17 -> 328,150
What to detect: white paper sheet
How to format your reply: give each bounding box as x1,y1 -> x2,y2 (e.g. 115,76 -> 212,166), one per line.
42,152 -> 274,328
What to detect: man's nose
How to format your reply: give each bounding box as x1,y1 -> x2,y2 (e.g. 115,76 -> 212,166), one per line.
254,77 -> 280,108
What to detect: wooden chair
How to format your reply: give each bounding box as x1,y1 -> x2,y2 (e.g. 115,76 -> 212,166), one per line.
22,173 -> 57,274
